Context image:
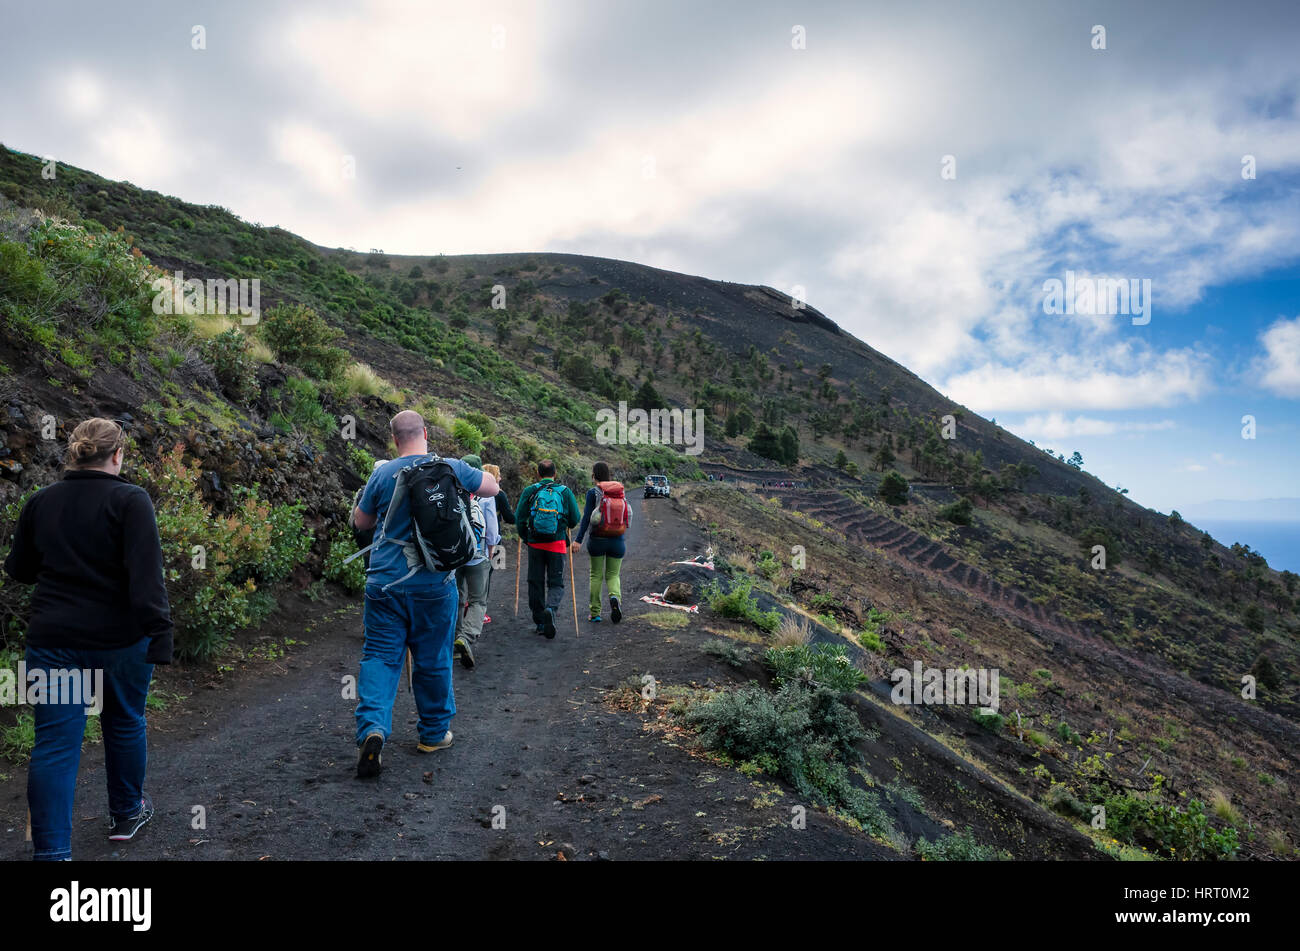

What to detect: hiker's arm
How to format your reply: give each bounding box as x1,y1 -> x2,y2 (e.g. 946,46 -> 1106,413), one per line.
3,498 -> 39,583
122,491 -> 174,665
352,471 -> 381,531
496,488 -> 515,524
574,488 -> 595,545
476,471 -> 499,497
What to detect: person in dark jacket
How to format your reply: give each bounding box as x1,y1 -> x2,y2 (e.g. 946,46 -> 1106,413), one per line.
514,459 -> 581,639
3,417 -> 172,860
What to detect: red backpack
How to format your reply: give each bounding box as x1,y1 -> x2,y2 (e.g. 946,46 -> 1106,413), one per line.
592,481 -> 629,537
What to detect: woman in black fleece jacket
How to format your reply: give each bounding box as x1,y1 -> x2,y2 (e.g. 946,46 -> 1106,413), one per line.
4,417 -> 172,860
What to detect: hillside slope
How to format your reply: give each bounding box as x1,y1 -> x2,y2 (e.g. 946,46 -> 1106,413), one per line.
0,144 -> 1295,859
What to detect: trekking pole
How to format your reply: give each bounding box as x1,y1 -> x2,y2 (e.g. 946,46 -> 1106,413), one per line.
514,538 -> 522,617
404,648 -> 413,693
567,530 -> 580,639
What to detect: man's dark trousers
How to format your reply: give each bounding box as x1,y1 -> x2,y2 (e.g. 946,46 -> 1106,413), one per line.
527,546 -> 566,625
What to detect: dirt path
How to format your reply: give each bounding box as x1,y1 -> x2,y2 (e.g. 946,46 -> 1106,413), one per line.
0,495 -> 888,861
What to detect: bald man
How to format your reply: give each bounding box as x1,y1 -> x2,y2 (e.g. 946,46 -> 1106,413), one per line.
350,410 -> 499,777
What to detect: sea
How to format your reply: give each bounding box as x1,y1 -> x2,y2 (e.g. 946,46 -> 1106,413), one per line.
1191,520 -> 1300,574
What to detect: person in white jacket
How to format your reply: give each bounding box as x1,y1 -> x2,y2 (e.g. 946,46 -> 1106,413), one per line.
453,456 -> 510,669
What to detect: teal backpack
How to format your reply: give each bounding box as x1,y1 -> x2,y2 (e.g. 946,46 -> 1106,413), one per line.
528,482 -> 565,537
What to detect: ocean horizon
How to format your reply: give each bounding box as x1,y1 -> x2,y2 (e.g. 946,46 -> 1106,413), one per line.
1190,519 -> 1300,574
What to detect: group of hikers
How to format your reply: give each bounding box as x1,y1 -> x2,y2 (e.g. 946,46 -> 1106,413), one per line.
3,409 -> 634,859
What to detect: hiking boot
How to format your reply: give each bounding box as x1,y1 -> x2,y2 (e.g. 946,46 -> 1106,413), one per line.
610,596 -> 622,624
417,731 -> 454,753
589,612 -> 602,622
456,636 -> 475,669
107,793 -> 154,842
543,608 -> 557,639
356,732 -> 384,778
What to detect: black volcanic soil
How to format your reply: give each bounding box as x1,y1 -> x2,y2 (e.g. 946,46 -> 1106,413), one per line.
0,494 -> 1096,861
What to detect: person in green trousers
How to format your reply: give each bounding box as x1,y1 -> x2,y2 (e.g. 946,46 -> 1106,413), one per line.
573,461 -> 632,622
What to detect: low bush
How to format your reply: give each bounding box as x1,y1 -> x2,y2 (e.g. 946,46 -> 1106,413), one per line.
259,303 -> 348,382
149,445 -> 313,661
201,327 -> 258,402
323,527 -> 367,594
765,642 -> 868,693
704,578 -> 781,633
1102,793 -> 1239,860
916,828 -> 1007,861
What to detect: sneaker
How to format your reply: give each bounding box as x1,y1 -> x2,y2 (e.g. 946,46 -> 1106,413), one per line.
356,732 -> 384,778
107,793 -> 154,841
453,638 -> 464,660
483,614 -> 492,624
417,731 -> 454,753
457,637 -> 476,669
610,596 -> 622,624
543,607 -> 557,639
589,613 -> 602,623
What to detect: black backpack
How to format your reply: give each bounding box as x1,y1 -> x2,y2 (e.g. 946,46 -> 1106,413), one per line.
345,456 -> 484,587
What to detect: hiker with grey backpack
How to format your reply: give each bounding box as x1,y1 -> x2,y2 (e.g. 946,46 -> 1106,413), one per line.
514,459 -> 581,639
346,411 -> 498,778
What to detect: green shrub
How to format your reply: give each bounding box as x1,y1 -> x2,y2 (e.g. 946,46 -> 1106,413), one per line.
452,418 -> 484,452
704,578 -> 780,633
259,303 -> 348,382
916,828 -> 1007,861
858,628 -> 885,653
878,470 -> 910,506
755,549 -> 781,580
1102,793 -> 1239,860
701,639 -> 750,668
201,327 -> 258,401
684,682 -> 890,836
940,497 -> 974,525
323,527 -> 366,594
347,442 -> 377,477
765,642 -> 868,693
461,410 -> 494,437
149,445 -> 312,661
971,708 -> 1004,732
274,376 -> 333,436
0,218 -> 156,350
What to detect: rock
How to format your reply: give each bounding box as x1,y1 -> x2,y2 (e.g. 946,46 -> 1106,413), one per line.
664,581 -> 693,604
0,459 -> 23,478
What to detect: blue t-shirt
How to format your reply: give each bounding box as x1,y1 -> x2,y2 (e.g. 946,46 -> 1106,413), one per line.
358,454 -> 485,589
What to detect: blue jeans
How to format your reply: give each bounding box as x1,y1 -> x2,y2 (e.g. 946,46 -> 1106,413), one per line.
25,637 -> 153,862
355,581 -> 458,747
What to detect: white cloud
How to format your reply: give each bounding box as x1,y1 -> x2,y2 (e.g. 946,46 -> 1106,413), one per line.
273,1 -> 545,142
1013,413 -> 1176,441
942,345 -> 1212,412
1255,316 -> 1300,398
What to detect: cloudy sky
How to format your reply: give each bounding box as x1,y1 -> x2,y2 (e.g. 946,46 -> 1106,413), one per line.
2,0 -> 1298,516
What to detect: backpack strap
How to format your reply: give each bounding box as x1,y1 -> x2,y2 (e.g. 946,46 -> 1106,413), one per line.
342,455 -> 436,567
